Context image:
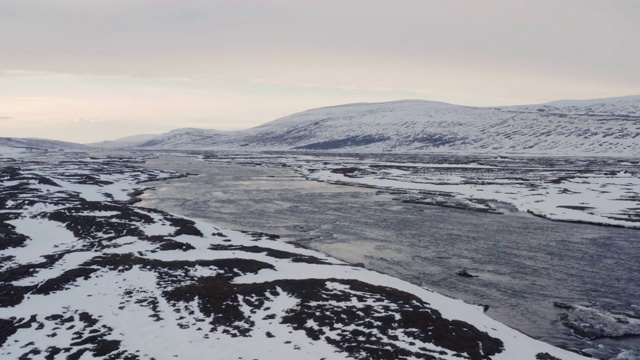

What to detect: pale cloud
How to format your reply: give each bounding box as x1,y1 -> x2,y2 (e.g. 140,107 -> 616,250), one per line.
0,116 -> 14,120
0,69 -> 67,77
61,118 -> 104,123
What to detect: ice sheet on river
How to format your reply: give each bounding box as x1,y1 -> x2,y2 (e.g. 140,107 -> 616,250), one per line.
200,153 -> 640,229
554,302 -> 640,340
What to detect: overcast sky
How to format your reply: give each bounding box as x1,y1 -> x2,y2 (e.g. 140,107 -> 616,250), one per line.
1,0 -> 639,143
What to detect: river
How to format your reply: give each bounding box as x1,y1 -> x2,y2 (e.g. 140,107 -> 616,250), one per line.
139,155 -> 640,359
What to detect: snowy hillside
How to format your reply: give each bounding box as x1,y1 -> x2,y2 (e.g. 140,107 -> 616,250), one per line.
0,137 -> 87,153
103,95 -> 640,156
89,134 -> 159,149
509,95 -> 640,116
94,128 -> 234,150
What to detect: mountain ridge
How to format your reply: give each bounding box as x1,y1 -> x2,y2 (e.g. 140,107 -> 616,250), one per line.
110,95 -> 639,156
5,95 -> 640,156
0,137 -> 87,152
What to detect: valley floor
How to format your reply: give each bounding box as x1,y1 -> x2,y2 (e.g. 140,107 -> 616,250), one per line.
0,150 -> 600,359
138,153 -> 640,360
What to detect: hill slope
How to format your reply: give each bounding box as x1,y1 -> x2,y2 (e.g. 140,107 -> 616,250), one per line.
102,96 -> 640,156
89,134 -> 159,149
0,137 -> 87,158
0,137 -> 86,150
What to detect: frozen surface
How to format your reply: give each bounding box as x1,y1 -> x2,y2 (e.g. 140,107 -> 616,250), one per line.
199,152 -> 640,229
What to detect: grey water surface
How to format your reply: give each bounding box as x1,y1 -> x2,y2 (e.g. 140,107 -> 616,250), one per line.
139,156 -> 640,359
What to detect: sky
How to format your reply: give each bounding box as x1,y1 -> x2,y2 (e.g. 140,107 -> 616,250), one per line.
1,0 -> 639,143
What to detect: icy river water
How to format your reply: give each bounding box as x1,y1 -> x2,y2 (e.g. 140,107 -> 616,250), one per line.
139,156 -> 640,359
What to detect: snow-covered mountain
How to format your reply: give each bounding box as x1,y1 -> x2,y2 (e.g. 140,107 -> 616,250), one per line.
106,95 -> 640,156
0,138 -> 86,160
90,129 -> 234,149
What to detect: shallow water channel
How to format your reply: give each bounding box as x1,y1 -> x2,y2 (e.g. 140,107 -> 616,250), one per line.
139,156 -> 640,359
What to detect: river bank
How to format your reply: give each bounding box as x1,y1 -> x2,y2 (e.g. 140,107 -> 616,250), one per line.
138,155 -> 640,359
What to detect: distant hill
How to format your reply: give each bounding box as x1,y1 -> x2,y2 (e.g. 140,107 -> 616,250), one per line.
89,134 -> 160,149
0,137 -> 87,153
98,95 -> 640,156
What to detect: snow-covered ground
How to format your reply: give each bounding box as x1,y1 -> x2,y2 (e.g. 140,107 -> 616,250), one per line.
0,153 -> 591,358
